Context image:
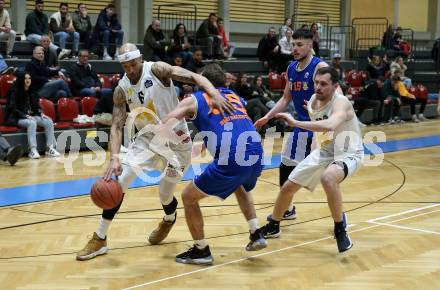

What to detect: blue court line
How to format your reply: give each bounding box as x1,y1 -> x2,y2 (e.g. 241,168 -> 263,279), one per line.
1,134 -> 440,207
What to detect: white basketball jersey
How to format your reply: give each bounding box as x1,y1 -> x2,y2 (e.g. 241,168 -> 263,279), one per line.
307,93 -> 363,156
118,61 -> 189,136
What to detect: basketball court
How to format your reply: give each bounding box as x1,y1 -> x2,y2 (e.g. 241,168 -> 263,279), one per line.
0,120 -> 439,290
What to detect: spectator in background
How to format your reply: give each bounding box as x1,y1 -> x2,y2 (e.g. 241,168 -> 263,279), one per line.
185,47 -> 205,73
311,23 -> 320,56
49,3 -> 79,59
257,27 -> 279,71
278,28 -> 294,72
0,132 -> 22,166
279,18 -> 292,39
5,70 -> 60,159
0,0 -> 16,58
72,3 -> 92,50
354,76 -> 385,124
93,4 -> 123,60
234,73 -> 269,123
392,27 -> 411,57
225,72 -> 237,89
382,25 -> 394,49
196,13 -> 222,59
170,23 -> 191,65
143,19 -> 169,62
252,75 -> 276,109
382,74 -> 402,124
393,69 -> 426,122
40,35 -> 59,68
69,49 -> 112,99
366,55 -> 389,79
330,53 -> 344,80
390,56 -> 411,87
25,46 -> 72,102
217,17 -> 235,59
25,0 -> 71,60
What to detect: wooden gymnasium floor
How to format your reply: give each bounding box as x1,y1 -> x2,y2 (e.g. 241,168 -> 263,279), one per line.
0,120 -> 439,290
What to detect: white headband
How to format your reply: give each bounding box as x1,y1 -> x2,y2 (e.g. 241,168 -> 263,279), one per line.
118,49 -> 141,63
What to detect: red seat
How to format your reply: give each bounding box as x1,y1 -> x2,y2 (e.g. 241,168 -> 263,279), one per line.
347,71 -> 363,87
57,98 -> 93,128
0,106 -> 19,133
111,74 -> 121,87
268,72 -> 285,92
39,98 -> 71,129
81,96 -> 98,117
98,74 -> 111,89
0,74 -> 16,104
347,86 -> 361,99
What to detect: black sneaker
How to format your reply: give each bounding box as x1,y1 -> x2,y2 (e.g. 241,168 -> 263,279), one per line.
334,226 -> 353,253
260,222 -> 281,238
246,228 -> 268,251
267,206 -> 296,221
6,145 -> 23,166
342,212 -> 348,231
175,245 -> 213,265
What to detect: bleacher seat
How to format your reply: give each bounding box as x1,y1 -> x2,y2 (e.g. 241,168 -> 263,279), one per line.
98,74 -> 112,89
39,98 -> 71,129
268,72 -> 286,92
0,106 -> 19,133
346,70 -> 366,87
347,86 -> 361,99
57,98 -> 93,128
111,74 -> 121,88
0,74 -> 16,104
81,97 -> 98,117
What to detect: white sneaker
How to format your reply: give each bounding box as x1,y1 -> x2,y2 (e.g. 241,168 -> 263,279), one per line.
46,146 -> 61,157
102,53 -> 112,61
28,148 -> 41,159
418,114 -> 426,121
58,49 -> 71,60
411,115 -> 420,123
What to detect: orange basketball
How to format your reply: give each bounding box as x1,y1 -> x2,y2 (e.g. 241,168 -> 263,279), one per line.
90,178 -> 123,210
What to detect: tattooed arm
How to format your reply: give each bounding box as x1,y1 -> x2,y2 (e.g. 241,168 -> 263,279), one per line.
104,86 -> 127,181
151,61 -> 234,115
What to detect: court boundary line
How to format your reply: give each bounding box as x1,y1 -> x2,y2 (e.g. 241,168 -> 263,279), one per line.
122,204 -> 440,290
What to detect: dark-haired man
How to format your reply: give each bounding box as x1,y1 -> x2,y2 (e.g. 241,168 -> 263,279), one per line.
255,29 -> 328,220
152,63 -> 267,265
261,67 -> 364,253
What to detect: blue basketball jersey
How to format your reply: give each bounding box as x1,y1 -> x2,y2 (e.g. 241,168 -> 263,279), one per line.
283,56 -> 323,164
190,88 -> 263,162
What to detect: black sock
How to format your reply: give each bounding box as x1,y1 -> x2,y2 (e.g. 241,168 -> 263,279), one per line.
56,48 -> 62,55
162,197 -> 178,215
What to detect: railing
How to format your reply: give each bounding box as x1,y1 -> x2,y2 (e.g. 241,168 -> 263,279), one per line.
329,25 -> 356,59
156,3 -> 198,44
351,17 -> 388,59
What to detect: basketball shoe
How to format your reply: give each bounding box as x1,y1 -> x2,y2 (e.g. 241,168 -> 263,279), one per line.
246,228 -> 268,251
76,232 -> 108,261
260,221 -> 281,238
266,206 -> 296,222
175,245 -> 213,265
148,213 -> 176,245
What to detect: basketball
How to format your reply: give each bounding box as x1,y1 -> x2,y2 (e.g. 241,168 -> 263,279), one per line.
90,178 -> 123,210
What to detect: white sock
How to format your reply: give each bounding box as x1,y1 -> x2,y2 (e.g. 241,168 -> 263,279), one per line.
248,218 -> 259,234
194,239 -> 208,249
103,47 -> 108,56
96,217 -> 111,239
164,212 -> 176,222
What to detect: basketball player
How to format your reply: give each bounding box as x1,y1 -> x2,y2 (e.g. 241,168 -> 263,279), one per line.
261,67 -> 364,253
76,43 -> 233,261
151,63 -> 267,265
255,29 -> 328,221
